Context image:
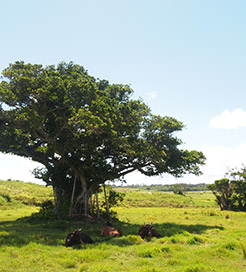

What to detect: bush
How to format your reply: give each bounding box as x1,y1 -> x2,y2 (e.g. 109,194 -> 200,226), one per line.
100,186 -> 125,218
187,235 -> 204,245
172,184 -> 186,195
208,166 -> 246,211
29,200 -> 57,220
0,193 -> 11,203
185,266 -> 205,272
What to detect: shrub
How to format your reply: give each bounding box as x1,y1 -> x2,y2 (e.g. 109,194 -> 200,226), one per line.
208,166 -> 246,211
29,200 -> 56,220
0,193 -> 11,203
137,248 -> 161,258
172,184 -> 186,195
187,235 -> 204,245
224,242 -> 236,250
185,266 -> 206,272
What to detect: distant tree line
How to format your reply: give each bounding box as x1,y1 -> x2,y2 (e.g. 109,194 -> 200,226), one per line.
113,183 -> 210,192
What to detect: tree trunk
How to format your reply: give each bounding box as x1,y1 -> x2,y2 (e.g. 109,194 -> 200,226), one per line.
84,191 -> 88,217
52,186 -> 71,216
103,184 -> 110,219
89,194 -> 94,215
81,173 -> 88,216
52,171 -> 99,218
95,190 -> 100,218
71,172 -> 89,216
68,172 -> 77,217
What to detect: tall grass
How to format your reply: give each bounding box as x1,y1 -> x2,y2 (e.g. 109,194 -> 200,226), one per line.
1,180 -> 246,271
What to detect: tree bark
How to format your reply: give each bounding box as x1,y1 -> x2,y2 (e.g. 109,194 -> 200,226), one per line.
71,172 -> 88,216
95,190 -> 100,218
80,173 -> 88,216
68,172 -> 77,217
103,184 -> 110,219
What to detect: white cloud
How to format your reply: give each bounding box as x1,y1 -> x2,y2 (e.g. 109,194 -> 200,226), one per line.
199,144 -> 246,179
210,108 -> 246,129
177,144 -> 246,184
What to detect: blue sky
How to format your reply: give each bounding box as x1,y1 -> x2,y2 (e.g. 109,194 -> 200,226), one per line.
1,0 -> 246,185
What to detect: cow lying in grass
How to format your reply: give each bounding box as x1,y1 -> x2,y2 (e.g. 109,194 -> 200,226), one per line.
139,224 -> 162,240
65,229 -> 93,247
100,222 -> 122,237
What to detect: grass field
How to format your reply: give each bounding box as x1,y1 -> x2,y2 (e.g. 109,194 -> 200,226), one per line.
1,180 -> 246,272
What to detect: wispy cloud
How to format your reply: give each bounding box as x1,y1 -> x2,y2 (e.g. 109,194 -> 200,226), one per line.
210,108 -> 246,129
146,91 -> 157,100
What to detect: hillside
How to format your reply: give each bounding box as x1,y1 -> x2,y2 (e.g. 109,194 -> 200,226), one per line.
0,180 -> 215,211
0,180 -> 53,208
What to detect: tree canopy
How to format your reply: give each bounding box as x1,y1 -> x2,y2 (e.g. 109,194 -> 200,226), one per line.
0,61 -> 206,217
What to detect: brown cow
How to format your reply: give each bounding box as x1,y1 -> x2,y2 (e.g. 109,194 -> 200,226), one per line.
139,224 -> 162,240
100,222 -> 122,237
65,229 -> 93,247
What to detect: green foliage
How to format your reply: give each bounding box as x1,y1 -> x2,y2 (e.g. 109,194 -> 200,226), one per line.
105,186 -> 126,208
29,200 -> 57,221
172,183 -> 186,195
208,165 -> 246,211
98,186 -> 126,218
207,178 -> 233,210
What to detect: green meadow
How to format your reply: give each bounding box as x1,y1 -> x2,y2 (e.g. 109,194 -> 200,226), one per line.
1,180 -> 246,272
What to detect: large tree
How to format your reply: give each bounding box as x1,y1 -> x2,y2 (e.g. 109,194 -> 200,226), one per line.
0,61 -> 206,216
